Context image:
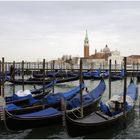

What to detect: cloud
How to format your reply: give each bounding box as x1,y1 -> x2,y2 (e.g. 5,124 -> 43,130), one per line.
0,1 -> 140,61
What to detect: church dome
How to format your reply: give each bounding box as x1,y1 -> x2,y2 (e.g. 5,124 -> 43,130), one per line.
103,45 -> 110,53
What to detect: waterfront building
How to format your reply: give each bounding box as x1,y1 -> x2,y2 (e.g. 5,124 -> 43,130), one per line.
127,55 -> 140,64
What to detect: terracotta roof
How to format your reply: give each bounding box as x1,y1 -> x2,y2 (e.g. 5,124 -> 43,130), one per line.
128,55 -> 140,59
89,52 -> 111,59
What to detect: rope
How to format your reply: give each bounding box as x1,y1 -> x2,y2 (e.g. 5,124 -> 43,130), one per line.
67,107 -> 83,119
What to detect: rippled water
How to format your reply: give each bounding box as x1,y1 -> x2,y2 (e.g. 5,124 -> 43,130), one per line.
0,77 -> 140,139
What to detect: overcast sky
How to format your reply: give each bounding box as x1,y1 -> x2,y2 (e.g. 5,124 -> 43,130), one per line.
0,1 -> 140,62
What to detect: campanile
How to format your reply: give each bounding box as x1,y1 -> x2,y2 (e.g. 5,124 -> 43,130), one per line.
84,30 -> 89,57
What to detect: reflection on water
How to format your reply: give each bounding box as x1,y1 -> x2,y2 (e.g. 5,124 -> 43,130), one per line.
0,78 -> 140,139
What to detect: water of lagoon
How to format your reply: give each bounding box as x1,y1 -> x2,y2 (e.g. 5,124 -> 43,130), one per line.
0,77 -> 140,139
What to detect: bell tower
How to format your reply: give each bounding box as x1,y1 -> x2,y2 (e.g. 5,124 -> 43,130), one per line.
84,30 -> 89,57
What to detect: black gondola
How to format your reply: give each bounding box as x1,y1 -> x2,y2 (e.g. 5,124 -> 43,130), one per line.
92,70 -> 109,80
33,70 -> 72,78
65,79 -> 138,137
70,69 -> 108,80
111,69 -> 124,81
5,81 -> 85,114
3,79 -> 106,130
5,80 -> 57,106
82,69 -> 101,80
8,76 -> 79,85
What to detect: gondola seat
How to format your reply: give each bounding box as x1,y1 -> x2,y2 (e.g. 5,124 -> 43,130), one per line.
6,103 -> 22,111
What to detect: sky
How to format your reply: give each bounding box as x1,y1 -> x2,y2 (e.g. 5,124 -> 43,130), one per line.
0,1 -> 140,62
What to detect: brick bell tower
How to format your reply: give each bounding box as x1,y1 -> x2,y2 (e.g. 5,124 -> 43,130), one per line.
84,30 -> 89,58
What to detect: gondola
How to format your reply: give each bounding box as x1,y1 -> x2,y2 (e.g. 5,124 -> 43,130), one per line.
5,81 -> 85,114
92,70 -> 109,80
33,70 -> 73,78
82,69 -> 101,80
69,69 -> 105,80
3,79 -> 106,130
111,69 -> 124,81
8,76 -> 79,85
33,70 -> 59,78
6,89 -> 51,108
67,71 -> 79,77
81,69 -> 108,80
5,80 -> 57,106
65,79 -> 138,137
0,74 -> 10,84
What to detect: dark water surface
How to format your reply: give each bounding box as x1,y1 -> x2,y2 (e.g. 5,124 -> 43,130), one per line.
0,77 -> 140,139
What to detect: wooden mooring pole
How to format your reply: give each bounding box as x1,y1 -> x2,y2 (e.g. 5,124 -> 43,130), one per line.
137,62 -> 139,75
109,59 -> 112,99
22,60 -> 24,91
115,60 -> 117,73
43,59 -> 45,94
137,62 -> 138,84
133,61 -> 135,80
103,62 -> 104,70
12,61 -> 15,94
80,58 -> 83,118
19,62 -> 21,76
28,62 -> 30,75
2,57 -> 4,97
123,57 -> 127,126
5,62 -> 7,74
46,62 -> 48,74
52,60 -> 55,93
